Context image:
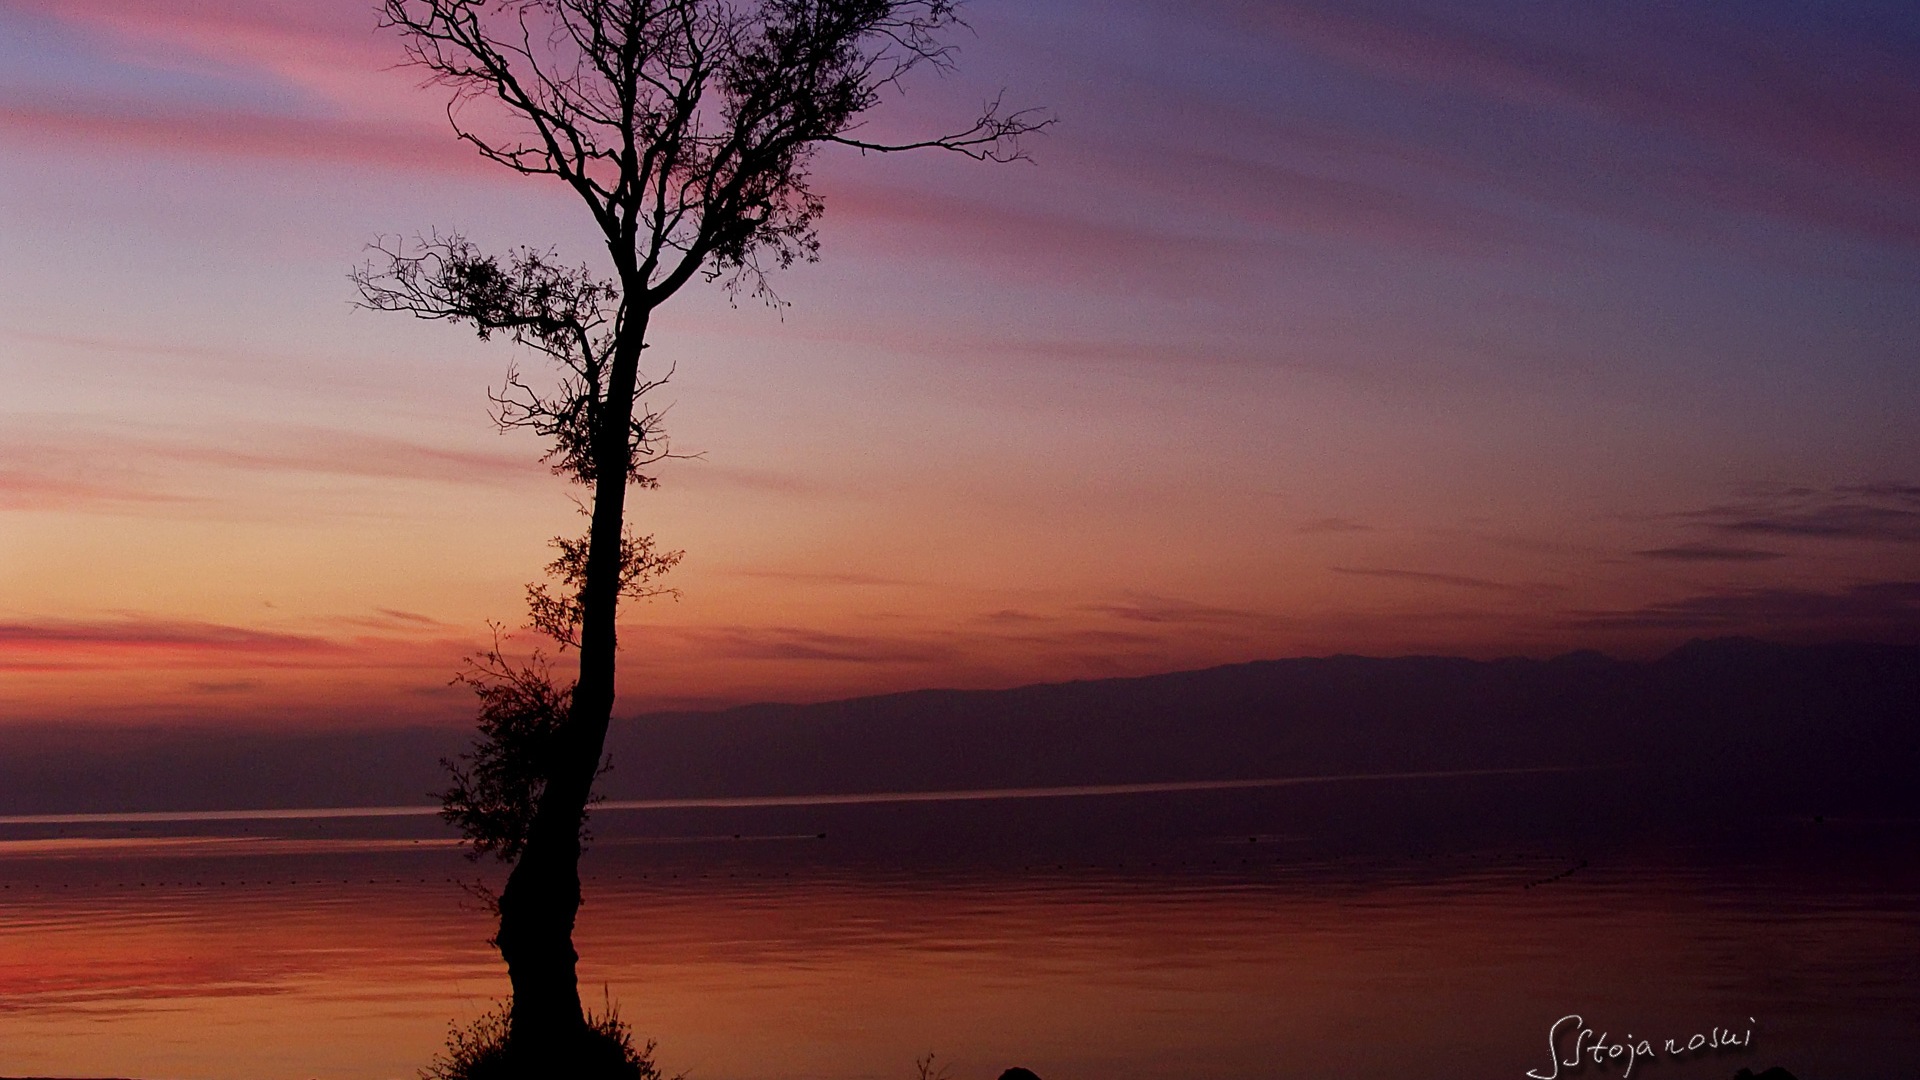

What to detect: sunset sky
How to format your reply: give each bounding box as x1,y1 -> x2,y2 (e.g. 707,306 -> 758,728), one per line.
3,0 -> 1917,727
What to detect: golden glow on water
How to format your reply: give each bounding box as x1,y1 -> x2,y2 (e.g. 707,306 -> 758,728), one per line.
1,831 -> 1914,1080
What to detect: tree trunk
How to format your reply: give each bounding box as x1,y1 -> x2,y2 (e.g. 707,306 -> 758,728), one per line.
494,308 -> 651,1063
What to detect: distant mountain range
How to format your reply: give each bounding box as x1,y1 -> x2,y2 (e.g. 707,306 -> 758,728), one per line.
4,638 -> 1915,819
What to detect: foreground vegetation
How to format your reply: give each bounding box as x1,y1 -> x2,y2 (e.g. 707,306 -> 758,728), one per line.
423,1000 -> 670,1080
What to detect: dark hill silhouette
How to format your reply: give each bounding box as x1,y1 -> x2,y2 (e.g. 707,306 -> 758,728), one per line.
598,638 -> 1917,813
2,639 -> 1913,824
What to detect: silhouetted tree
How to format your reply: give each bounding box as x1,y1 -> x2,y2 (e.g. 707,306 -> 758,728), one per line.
352,0 -> 1046,1069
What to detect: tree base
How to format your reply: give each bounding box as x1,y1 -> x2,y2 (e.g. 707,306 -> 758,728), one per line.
423,1001 -> 671,1080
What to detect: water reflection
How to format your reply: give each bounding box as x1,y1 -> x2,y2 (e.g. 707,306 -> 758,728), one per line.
0,796 -> 1915,1080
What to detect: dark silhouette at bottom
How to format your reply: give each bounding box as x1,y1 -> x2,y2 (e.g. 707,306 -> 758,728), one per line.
1734,1069 -> 1800,1080
999,1069 -> 1043,1080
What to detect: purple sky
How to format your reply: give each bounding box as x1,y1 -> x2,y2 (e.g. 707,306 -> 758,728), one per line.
2,0 -> 1917,724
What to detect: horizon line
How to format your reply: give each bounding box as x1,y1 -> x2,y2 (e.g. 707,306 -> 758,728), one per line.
0,766 -> 1585,827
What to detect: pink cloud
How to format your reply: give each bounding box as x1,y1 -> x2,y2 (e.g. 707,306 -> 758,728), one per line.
156,429 -> 542,487
0,98 -> 487,175
0,469 -> 197,512
326,608 -> 460,632
11,0 -> 380,52
816,179 -> 1285,299
1330,566 -> 1558,597
654,624 -> 961,665
0,614 -> 483,687
1057,136 -> 1549,259
0,616 -> 342,669
1,424 -> 543,504
10,0 -> 410,114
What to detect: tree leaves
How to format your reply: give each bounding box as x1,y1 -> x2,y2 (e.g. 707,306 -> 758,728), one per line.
437,637 -> 577,863
527,528 -> 684,649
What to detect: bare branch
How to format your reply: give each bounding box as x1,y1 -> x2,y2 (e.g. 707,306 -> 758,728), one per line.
351,232 -> 677,486
829,95 -> 1055,162
376,0 -> 1048,303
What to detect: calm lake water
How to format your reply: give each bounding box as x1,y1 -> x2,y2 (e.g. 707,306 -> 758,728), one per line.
1,781 -> 1916,1080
